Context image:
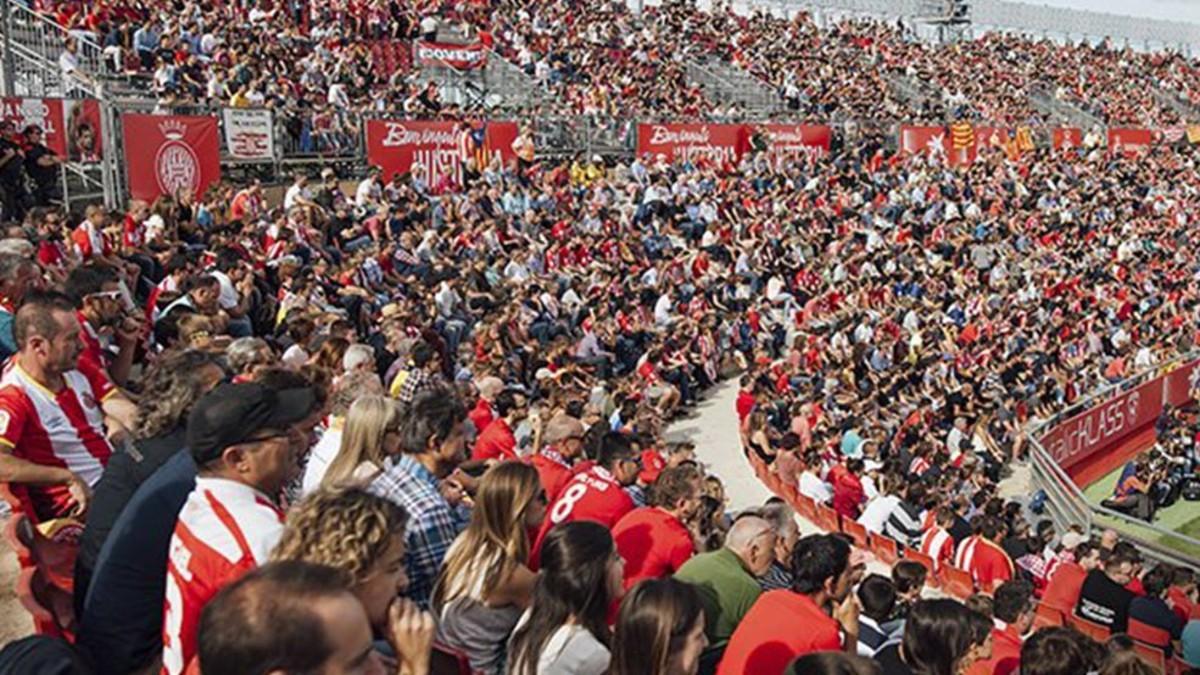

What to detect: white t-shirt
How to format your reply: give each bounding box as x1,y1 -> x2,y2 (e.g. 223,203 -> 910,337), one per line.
858,494 -> 902,534
799,470 -> 833,504
210,270 -> 239,310
283,184 -> 311,211
300,425 -> 343,497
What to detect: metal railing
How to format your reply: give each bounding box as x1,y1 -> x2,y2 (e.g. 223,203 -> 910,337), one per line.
1028,84 -> 1104,131
1,0 -> 106,98
1026,352 -> 1200,569
1151,87 -> 1200,125
685,58 -> 783,116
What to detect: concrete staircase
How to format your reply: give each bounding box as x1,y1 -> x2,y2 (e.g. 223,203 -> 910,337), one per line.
1028,84 -> 1105,131
685,58 -> 783,117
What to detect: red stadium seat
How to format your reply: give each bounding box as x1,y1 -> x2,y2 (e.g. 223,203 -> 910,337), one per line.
15,566 -> 75,639
792,494 -> 817,523
902,548 -> 938,587
813,503 -> 840,534
1128,619 -> 1172,649
941,565 -> 975,600
840,518 -> 869,550
1066,613 -> 1112,642
430,642 -> 475,675
868,532 -> 899,565
1033,603 -> 1064,629
1132,641 -> 1168,673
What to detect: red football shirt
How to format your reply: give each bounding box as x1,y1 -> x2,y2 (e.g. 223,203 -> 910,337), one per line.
1042,561 -> 1087,613
718,590 -> 842,675
472,419 -> 517,462
612,507 -> 694,590
965,625 -> 1022,675
531,446 -> 572,501
532,465 -> 633,568
467,398 -> 494,434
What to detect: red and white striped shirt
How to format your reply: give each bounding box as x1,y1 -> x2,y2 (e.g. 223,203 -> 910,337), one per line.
920,526 -> 956,569
0,361 -> 115,520
162,478 -> 285,675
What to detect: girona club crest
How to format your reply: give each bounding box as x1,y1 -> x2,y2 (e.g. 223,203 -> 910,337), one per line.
155,119 -> 200,196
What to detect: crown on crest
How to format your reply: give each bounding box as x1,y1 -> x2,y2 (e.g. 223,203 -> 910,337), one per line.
159,119 -> 187,140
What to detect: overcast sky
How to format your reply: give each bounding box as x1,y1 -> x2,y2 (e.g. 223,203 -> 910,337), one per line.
1032,0 -> 1200,24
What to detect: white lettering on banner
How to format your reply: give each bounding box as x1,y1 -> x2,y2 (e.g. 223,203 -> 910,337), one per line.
648,125 -> 711,146
1045,390 -> 1140,464
379,123 -> 458,148
415,44 -> 485,64
410,148 -> 463,187
0,99 -> 58,136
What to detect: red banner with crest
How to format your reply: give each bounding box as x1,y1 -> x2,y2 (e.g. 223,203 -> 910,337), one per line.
365,119 -> 518,186
122,113 -> 221,202
1108,128 -> 1154,156
636,123 -> 748,166
1052,127 -> 1083,151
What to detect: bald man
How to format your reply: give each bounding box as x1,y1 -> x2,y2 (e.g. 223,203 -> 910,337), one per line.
675,515 -> 777,642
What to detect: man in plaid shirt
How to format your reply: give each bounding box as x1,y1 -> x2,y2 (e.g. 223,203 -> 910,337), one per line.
395,341 -> 444,406
368,390 -> 468,608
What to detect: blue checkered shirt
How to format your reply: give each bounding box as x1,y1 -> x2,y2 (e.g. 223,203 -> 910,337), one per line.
368,454 -> 468,608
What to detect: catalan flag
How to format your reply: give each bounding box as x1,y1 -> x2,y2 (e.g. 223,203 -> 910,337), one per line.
1188,125 -> 1200,145
950,121 -> 974,150
1015,126 -> 1035,152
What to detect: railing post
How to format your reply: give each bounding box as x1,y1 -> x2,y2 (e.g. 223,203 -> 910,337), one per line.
1,0 -> 12,97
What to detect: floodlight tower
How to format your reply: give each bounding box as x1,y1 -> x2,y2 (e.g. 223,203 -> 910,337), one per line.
916,0 -> 972,45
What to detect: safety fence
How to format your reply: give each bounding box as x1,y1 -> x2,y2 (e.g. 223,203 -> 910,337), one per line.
1027,353 -> 1200,569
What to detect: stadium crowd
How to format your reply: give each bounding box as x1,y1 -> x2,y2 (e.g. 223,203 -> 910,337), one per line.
0,1 -> 1196,675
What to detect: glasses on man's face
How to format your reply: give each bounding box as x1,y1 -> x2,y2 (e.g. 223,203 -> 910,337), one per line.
87,290 -> 123,302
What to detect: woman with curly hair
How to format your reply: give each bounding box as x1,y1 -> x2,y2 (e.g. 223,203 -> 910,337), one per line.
77,349 -> 226,593
433,462 -> 546,674
271,486 -> 414,633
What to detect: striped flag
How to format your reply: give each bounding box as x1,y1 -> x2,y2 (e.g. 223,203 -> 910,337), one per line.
950,121 -> 974,150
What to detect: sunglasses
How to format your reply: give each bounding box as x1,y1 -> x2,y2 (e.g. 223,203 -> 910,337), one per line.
87,290 -> 123,301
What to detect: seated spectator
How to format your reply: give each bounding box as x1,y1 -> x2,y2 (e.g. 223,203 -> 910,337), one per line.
271,486 -> 411,634
162,381 -> 316,674
307,394 -> 401,492
857,574 -> 899,657
884,483 -> 927,548
472,390 -> 526,462
966,580 -> 1034,675
196,561 -> 434,675
1076,546 -> 1138,634
533,432 -> 638,560
956,516 -> 1015,593
1128,564 -> 1185,652
507,521 -> 623,675
1019,627 -> 1105,675
718,534 -> 862,675
612,464 -> 701,590
609,577 -> 708,675
758,500 -> 801,591
531,413 -> 586,500
919,507 -> 958,570
1043,538 -> 1100,614
798,451 -> 833,503
674,515 -> 774,643
858,473 -> 902,534
873,598 -> 993,675
76,350 -> 225,601
434,462 -> 544,674
367,389 -> 469,609
467,376 -> 504,434
787,652 -> 883,675
890,560 -> 929,627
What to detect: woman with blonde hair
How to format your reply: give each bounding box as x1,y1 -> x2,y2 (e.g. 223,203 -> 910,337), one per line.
271,486 -> 434,673
434,462 -> 546,674
310,394 -> 402,491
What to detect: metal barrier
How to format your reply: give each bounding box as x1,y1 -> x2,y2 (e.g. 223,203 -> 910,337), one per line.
1026,352 -> 1200,569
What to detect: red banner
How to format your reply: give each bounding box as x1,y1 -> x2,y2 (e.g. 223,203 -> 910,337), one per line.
758,123 -> 831,162
0,98 -> 66,156
122,114 -> 221,202
900,124 -> 1013,165
1108,128 -> 1153,156
636,123 -> 748,166
365,119 -> 517,186
1165,359 -> 1200,407
413,41 -> 487,70
1040,376 -> 1163,479
64,99 -> 103,163
1053,127 -> 1082,151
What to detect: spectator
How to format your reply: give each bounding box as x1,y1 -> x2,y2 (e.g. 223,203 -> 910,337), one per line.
612,464 -> 701,590
858,473 -> 902,535
1043,538 -> 1100,613
0,253 -> 40,361
956,516 -> 1015,593
64,262 -> 141,388
76,350 -> 225,598
965,580 -> 1034,675
162,381 -> 316,674
674,515 -> 774,643
1128,565 -> 1185,650
507,521 -> 623,675
531,413 -> 586,500
473,390 -> 526,462
533,431 -> 638,558
719,534 -> 862,674
857,574 -> 900,657
609,577 -> 708,675
1020,627 -> 1104,675
919,507 -> 958,570
468,375 -> 505,433
305,394 -> 401,493
196,561 -> 434,675
367,389 -> 468,609
884,482 -> 926,548
787,653 -> 883,675
434,462 -> 545,674
758,500 -> 801,591
873,599 -> 993,675
1076,546 -> 1139,634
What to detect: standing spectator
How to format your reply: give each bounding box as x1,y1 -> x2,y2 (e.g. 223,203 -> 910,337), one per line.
609,578 -> 708,675
966,580 -> 1034,675
507,521 -> 623,675
367,390 -> 468,608
196,561 -> 434,675
719,534 -> 862,674
434,463 -> 545,674
675,515 -> 774,643
161,381 -> 315,675
22,126 -> 61,206
532,432 -> 638,558
1076,546 -> 1139,634
531,413 -> 586,500
612,464 -> 701,590
1042,539 -> 1100,614
0,291 -> 118,521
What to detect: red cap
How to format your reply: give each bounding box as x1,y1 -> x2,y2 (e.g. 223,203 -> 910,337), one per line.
639,449 -> 666,484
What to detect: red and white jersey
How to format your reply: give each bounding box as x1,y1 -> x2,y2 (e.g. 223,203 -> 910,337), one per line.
531,465 -> 633,569
955,534 -> 980,571
920,526 -> 955,569
162,478 -> 285,675
0,361 -> 115,519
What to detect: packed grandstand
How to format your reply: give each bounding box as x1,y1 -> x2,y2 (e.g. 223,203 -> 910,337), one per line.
1,0 -> 1200,674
